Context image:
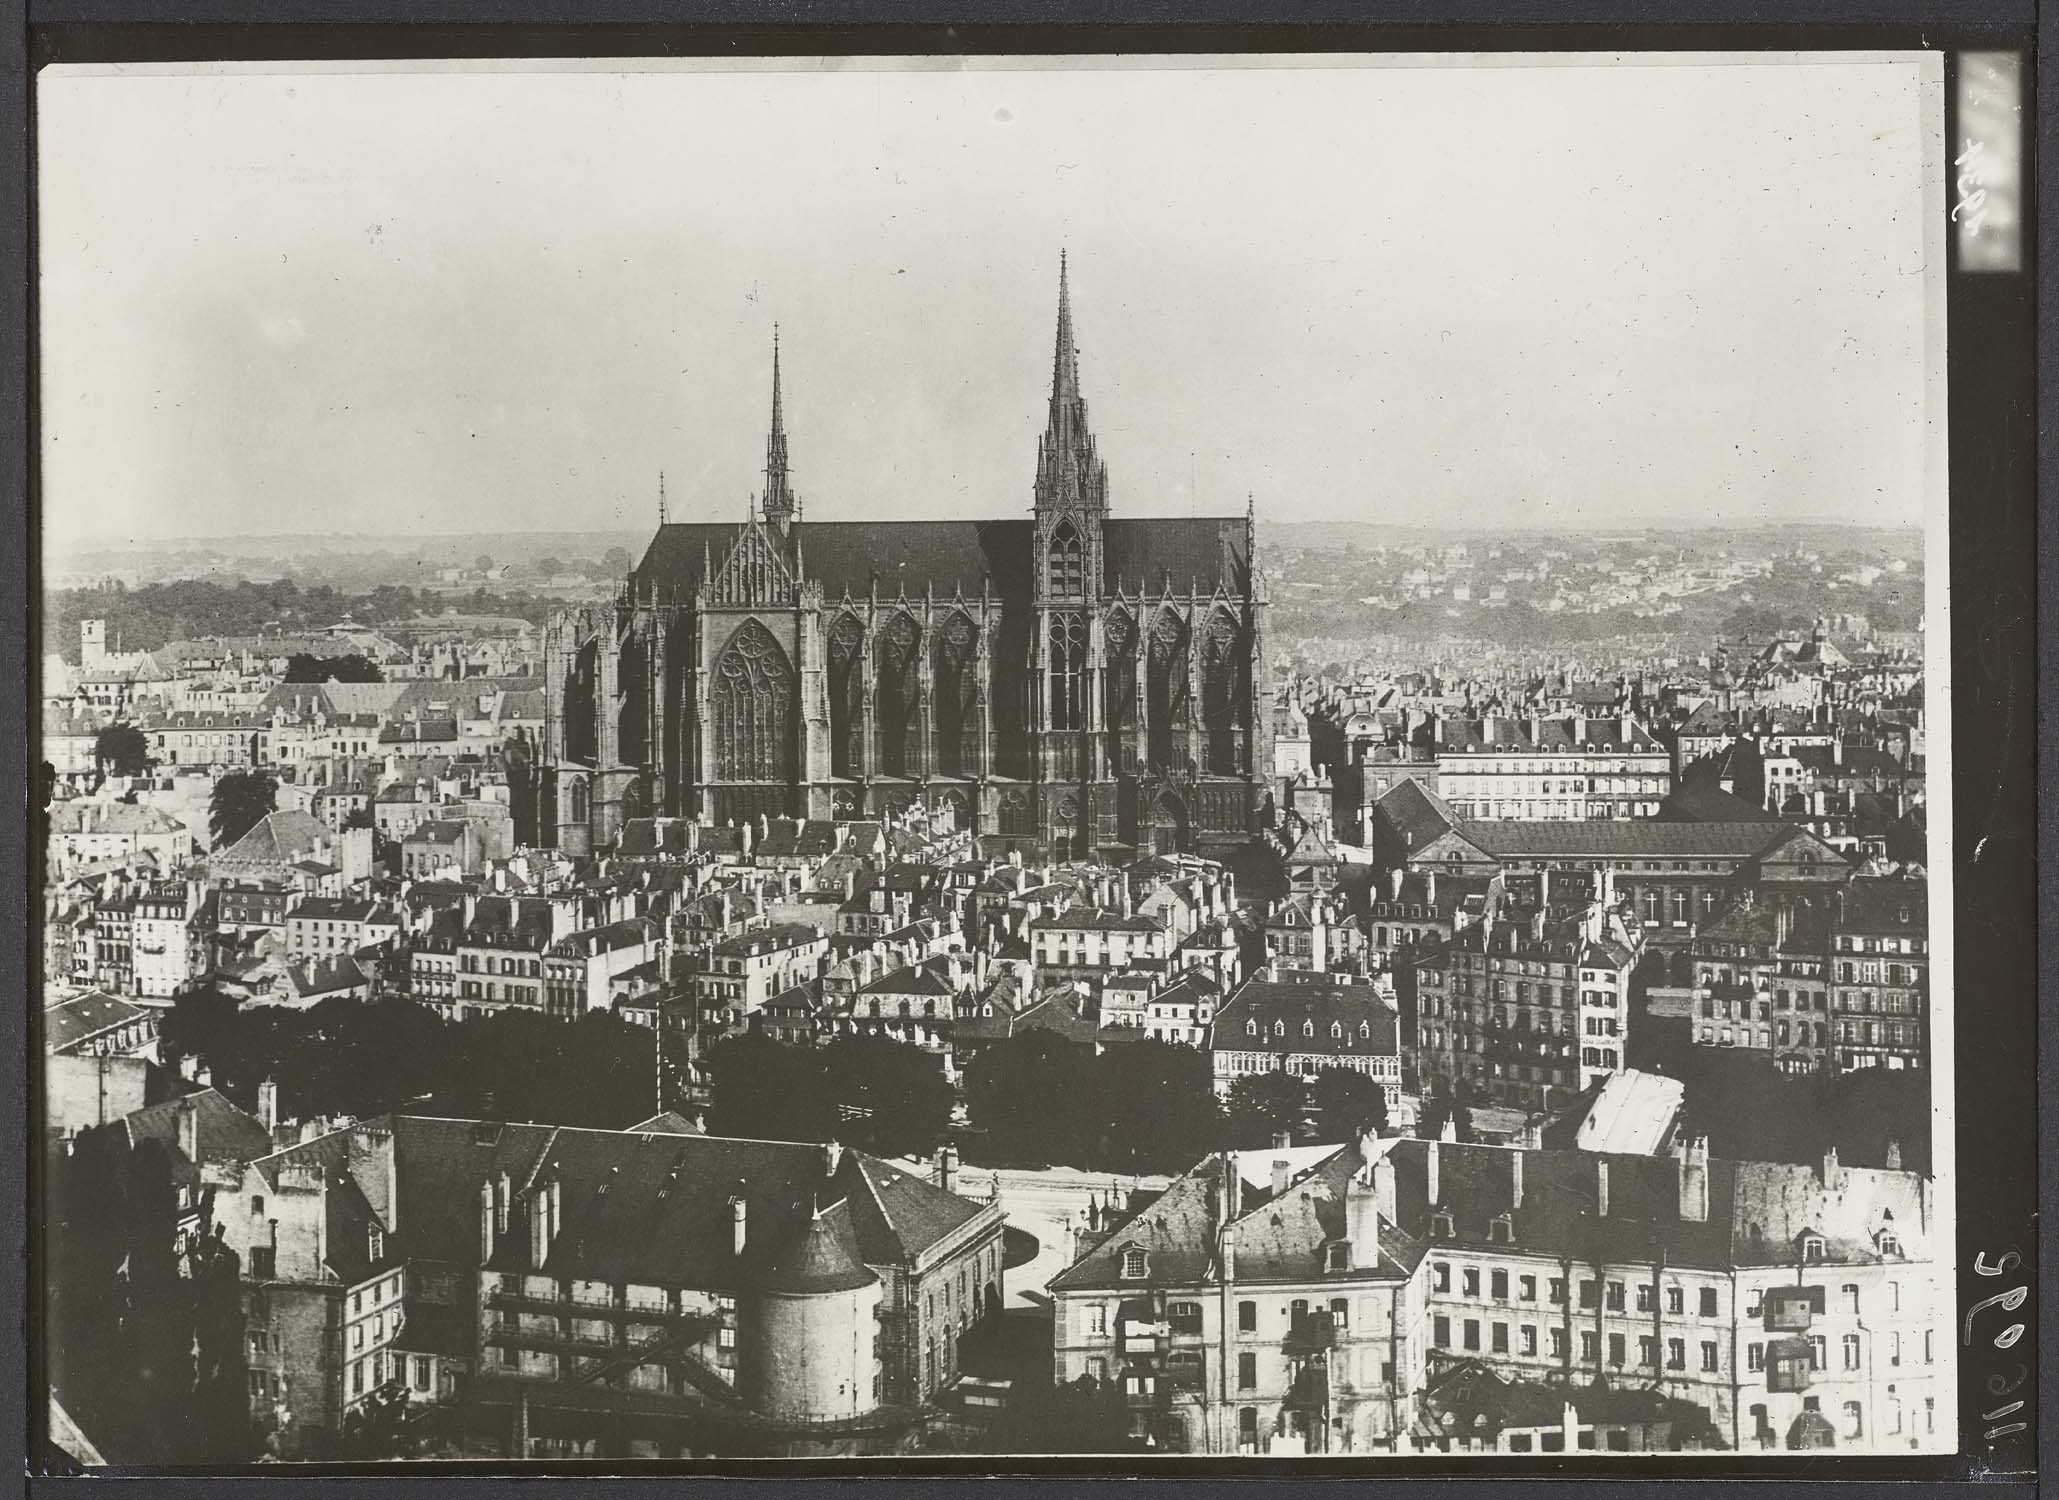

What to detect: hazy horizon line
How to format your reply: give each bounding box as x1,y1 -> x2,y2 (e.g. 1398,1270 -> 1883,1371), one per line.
48,513 -> 1924,553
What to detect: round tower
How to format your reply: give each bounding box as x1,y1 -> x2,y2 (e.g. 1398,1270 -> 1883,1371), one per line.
736,1202 -> 882,1424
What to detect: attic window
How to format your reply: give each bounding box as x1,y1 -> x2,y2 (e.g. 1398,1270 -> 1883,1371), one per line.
1876,1228 -> 1901,1258
1489,1214 -> 1514,1245
1431,1210 -> 1455,1240
1120,1247 -> 1149,1280
1359,1021 -> 1370,1037
1303,1021 -> 1315,1038
368,1227 -> 385,1262
1801,1234 -> 1826,1263
1325,1242 -> 1351,1273
1246,1020 -> 1258,1036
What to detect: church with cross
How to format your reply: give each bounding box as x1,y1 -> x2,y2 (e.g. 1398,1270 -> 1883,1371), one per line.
540,258 -> 1273,858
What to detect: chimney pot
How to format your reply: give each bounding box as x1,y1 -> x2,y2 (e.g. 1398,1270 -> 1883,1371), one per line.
1596,1158 -> 1611,1218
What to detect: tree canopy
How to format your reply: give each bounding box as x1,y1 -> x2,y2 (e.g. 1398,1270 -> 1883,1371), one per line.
964,1034 -> 1221,1173
158,990 -> 676,1131
702,1032 -> 954,1158
208,769 -> 278,849
1308,1066 -> 1389,1141
92,721 -> 154,781
284,652 -> 383,684
1224,1070 -> 1307,1150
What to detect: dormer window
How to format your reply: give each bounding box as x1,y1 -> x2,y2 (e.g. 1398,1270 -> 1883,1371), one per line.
1325,1242 -> 1352,1273
368,1227 -> 385,1262
1330,1022 -> 1343,1040
1489,1214 -> 1514,1244
1431,1210 -> 1455,1240
1801,1234 -> 1826,1263
1876,1228 -> 1901,1258
1120,1246 -> 1149,1280
1247,1020 -> 1258,1036
1302,1021 -> 1315,1038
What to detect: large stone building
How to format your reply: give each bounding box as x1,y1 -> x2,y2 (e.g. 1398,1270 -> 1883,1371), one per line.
541,261 -> 1272,860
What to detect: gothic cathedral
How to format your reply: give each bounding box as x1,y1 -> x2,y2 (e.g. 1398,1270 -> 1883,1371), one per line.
541,258 -> 1272,858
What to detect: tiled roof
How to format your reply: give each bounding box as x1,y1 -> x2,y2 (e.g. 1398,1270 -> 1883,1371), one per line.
1211,978 -> 1399,1056
633,516 -> 1249,608
1459,820 -> 1807,860
216,810 -> 331,864
45,991 -> 153,1052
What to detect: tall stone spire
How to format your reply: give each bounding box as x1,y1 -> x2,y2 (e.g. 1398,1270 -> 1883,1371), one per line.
763,324 -> 797,528
1051,248 -> 1078,411
1036,251 -> 1107,516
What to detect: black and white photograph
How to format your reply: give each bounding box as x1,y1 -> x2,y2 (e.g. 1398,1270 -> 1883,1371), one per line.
28,45 -> 2014,1471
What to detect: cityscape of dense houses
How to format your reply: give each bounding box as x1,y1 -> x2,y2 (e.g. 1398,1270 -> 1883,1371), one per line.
41,598 -> 1936,1461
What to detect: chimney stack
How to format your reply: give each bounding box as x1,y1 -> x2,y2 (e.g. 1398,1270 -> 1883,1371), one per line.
730,1187 -> 748,1257
824,1139 -> 844,1179
1510,1148 -> 1524,1212
1821,1146 -> 1841,1188
479,1179 -> 497,1261
177,1101 -> 198,1164
1596,1158 -> 1610,1218
1884,1139 -> 1903,1171
528,1187 -> 550,1271
1271,1155 -> 1291,1199
938,1143 -> 959,1196
1220,1150 -> 1243,1227
1426,1138 -> 1440,1207
257,1078 -> 279,1133
1679,1135 -> 1709,1223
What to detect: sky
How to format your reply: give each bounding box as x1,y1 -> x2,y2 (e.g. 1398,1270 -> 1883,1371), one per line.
37,55 -> 1941,563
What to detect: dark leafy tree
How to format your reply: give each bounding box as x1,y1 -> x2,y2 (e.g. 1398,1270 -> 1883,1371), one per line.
819,1034 -> 955,1159
964,1032 -> 1098,1167
703,1033 -> 836,1143
977,1374 -> 1142,1455
343,806 -> 375,831
208,769 -> 278,849
602,546 -> 634,575
473,554 -> 495,573
536,556 -> 565,576
92,721 -> 155,781
1092,1039 -> 1222,1174
1224,1070 -> 1307,1150
1309,1067 -> 1389,1141
284,652 -> 383,683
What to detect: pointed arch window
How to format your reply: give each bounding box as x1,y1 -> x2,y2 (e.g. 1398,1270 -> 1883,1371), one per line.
827,613 -> 865,778
1049,521 -> 1085,598
875,612 -> 922,777
1051,613 -> 1088,732
712,620 -> 795,781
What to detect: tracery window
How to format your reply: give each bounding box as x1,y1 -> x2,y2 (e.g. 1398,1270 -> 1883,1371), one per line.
1050,613 -> 1088,731
1200,608 -> 1245,774
1103,607 -> 1137,739
712,620 -> 794,781
1049,521 -> 1085,598
933,611 -> 980,776
827,612 -> 865,778
875,611 -> 922,777
1146,609 -> 1189,770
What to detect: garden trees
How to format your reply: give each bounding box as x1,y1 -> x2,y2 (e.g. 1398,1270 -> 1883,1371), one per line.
964,1032 -> 1098,1167
91,721 -> 154,782
1092,1039 -> 1222,1175
1224,1069 -> 1307,1149
207,769 -> 278,849
284,652 -> 383,684
818,1034 -> 955,1160
1308,1066 -> 1389,1141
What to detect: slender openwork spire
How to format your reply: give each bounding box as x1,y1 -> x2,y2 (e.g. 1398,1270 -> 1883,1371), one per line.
1051,249 -> 1078,408
1035,250 -> 1107,515
763,324 -> 797,526
658,470 -> 668,526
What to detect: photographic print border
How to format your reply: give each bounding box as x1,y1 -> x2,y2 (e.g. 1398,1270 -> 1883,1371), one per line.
11,4 -> 2043,1493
